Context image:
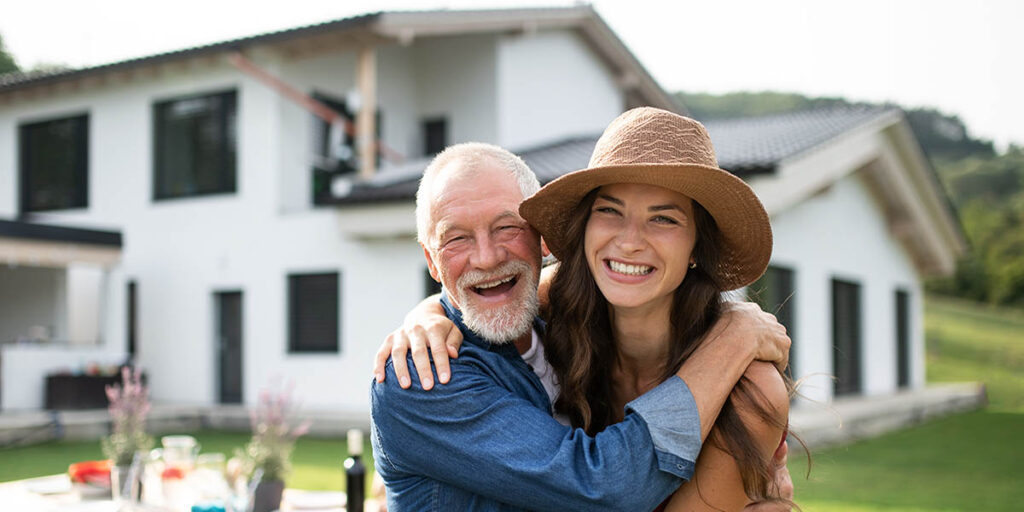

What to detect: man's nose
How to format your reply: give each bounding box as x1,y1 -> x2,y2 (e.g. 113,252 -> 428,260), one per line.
471,235 -> 506,269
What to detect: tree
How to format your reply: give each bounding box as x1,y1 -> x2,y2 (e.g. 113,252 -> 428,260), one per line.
0,33 -> 19,74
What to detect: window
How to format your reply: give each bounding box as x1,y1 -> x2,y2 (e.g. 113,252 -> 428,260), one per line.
424,267 -> 442,298
127,281 -> 137,359
288,272 -> 340,353
19,114 -> 89,212
153,90 -> 237,200
423,118 -> 448,156
895,289 -> 911,388
832,279 -> 862,396
311,92 -> 356,201
751,265 -> 796,378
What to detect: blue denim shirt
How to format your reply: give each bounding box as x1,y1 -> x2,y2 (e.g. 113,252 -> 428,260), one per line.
370,294 -> 702,511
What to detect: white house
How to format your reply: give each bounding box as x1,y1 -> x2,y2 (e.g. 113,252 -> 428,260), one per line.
0,6 -> 963,415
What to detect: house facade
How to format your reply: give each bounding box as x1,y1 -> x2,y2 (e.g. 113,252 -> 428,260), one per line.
0,7 -> 963,414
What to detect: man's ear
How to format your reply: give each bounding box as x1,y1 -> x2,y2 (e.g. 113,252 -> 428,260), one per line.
422,244 -> 441,282
540,238 -> 551,258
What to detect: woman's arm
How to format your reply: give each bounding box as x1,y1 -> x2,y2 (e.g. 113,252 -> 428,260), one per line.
373,294 -> 461,389
665,361 -> 790,512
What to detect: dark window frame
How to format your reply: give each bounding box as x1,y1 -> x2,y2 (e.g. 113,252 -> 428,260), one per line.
832,278 -> 863,396
751,265 -> 796,379
19,113 -> 90,213
127,280 -> 137,359
895,289 -> 911,388
152,89 -> 237,201
287,271 -> 341,354
422,117 -> 448,156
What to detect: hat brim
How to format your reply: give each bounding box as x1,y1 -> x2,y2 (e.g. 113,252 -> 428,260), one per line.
519,163 -> 772,290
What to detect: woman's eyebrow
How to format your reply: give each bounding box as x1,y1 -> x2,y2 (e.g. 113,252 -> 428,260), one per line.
596,194 -> 623,205
649,204 -> 685,213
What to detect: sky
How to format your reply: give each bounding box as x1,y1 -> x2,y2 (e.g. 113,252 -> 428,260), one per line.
2,0 -> 1021,150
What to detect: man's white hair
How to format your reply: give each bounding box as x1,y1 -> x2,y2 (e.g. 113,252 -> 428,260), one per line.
415,142 -> 540,246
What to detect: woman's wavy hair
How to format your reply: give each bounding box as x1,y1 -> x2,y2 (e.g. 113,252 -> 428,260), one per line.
543,189 -> 799,507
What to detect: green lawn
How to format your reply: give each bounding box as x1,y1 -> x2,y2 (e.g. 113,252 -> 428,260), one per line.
2,295 -> 1021,510
787,295 -> 1024,511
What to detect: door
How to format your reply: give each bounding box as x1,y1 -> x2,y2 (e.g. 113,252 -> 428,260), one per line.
216,291 -> 243,404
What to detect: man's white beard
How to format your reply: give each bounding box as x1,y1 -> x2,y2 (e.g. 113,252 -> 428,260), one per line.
452,260 -> 539,344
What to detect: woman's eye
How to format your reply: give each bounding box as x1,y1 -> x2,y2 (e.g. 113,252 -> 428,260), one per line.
594,206 -> 620,215
652,215 -> 679,225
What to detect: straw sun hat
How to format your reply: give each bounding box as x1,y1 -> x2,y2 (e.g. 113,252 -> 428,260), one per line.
519,107 -> 772,291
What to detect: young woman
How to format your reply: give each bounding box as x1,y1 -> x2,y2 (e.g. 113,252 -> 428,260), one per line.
379,108 -> 795,511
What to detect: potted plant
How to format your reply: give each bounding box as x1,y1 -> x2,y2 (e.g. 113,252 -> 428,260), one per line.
101,366 -> 153,501
238,382 -> 310,512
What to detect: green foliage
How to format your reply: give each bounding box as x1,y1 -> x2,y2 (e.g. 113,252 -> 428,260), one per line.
929,147 -> 1024,305
0,33 -> 18,74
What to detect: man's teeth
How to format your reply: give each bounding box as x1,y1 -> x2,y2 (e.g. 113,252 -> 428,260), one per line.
609,260 -> 653,276
476,276 -> 515,289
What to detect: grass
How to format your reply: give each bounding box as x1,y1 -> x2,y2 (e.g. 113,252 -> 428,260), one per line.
786,295 -> 1024,511
2,295 -> 1021,509
0,431 -> 375,492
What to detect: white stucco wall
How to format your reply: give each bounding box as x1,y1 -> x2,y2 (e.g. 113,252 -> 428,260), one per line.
0,266 -> 67,343
496,29 -> 623,150
413,34 -> 499,147
768,171 -> 924,406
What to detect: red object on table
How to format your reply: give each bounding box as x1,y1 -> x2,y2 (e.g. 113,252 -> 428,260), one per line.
68,460 -> 112,487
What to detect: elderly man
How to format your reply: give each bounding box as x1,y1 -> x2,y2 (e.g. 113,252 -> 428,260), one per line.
370,143 -> 791,511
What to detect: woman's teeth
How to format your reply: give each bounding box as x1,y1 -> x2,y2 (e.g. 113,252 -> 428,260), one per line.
608,260 -> 653,276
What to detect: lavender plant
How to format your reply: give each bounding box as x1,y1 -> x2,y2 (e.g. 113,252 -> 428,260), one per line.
238,382 -> 311,482
102,367 -> 154,466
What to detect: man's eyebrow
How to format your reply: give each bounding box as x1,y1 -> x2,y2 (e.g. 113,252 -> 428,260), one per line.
493,211 -> 523,224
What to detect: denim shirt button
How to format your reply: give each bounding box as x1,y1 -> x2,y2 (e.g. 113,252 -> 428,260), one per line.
676,464 -> 684,470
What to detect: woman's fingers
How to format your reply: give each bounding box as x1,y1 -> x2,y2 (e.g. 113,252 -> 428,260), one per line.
374,335 -> 394,383
408,326 -> 435,390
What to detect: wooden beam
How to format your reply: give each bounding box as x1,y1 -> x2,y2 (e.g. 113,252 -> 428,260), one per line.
356,45 -> 377,179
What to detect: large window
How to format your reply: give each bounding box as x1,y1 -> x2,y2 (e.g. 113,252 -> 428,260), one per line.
288,272 -> 340,353
19,114 -> 89,212
153,90 -> 237,200
751,265 -> 796,378
832,278 -> 862,396
423,117 -> 448,156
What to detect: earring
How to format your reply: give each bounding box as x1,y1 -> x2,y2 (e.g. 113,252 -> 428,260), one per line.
689,261 -> 697,269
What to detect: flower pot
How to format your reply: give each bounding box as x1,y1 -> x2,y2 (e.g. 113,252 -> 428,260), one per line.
252,479 -> 285,512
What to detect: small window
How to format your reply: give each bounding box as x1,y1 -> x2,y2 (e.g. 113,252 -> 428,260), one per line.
153,90 -> 237,200
19,114 -> 89,212
750,265 -> 796,378
423,118 -> 448,156
288,272 -> 340,353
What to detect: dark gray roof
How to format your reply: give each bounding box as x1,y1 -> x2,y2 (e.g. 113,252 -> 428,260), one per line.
328,106 -> 898,205
0,219 -> 122,246
0,13 -> 380,93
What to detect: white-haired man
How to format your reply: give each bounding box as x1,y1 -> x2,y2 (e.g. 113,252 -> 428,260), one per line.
370,142 -> 792,511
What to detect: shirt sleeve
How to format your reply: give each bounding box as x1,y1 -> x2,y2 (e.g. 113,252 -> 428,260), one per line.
370,357 -> 688,511
625,375 -> 701,480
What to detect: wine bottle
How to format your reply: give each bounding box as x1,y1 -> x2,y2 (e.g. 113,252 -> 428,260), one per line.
344,429 -> 365,512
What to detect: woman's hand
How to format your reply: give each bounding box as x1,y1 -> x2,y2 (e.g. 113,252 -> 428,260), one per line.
719,302 -> 791,372
373,296 -> 462,390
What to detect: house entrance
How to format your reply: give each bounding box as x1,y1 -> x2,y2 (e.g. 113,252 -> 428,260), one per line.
216,291 -> 243,404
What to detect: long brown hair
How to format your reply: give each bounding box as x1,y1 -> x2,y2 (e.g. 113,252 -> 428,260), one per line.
544,189 -> 794,505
